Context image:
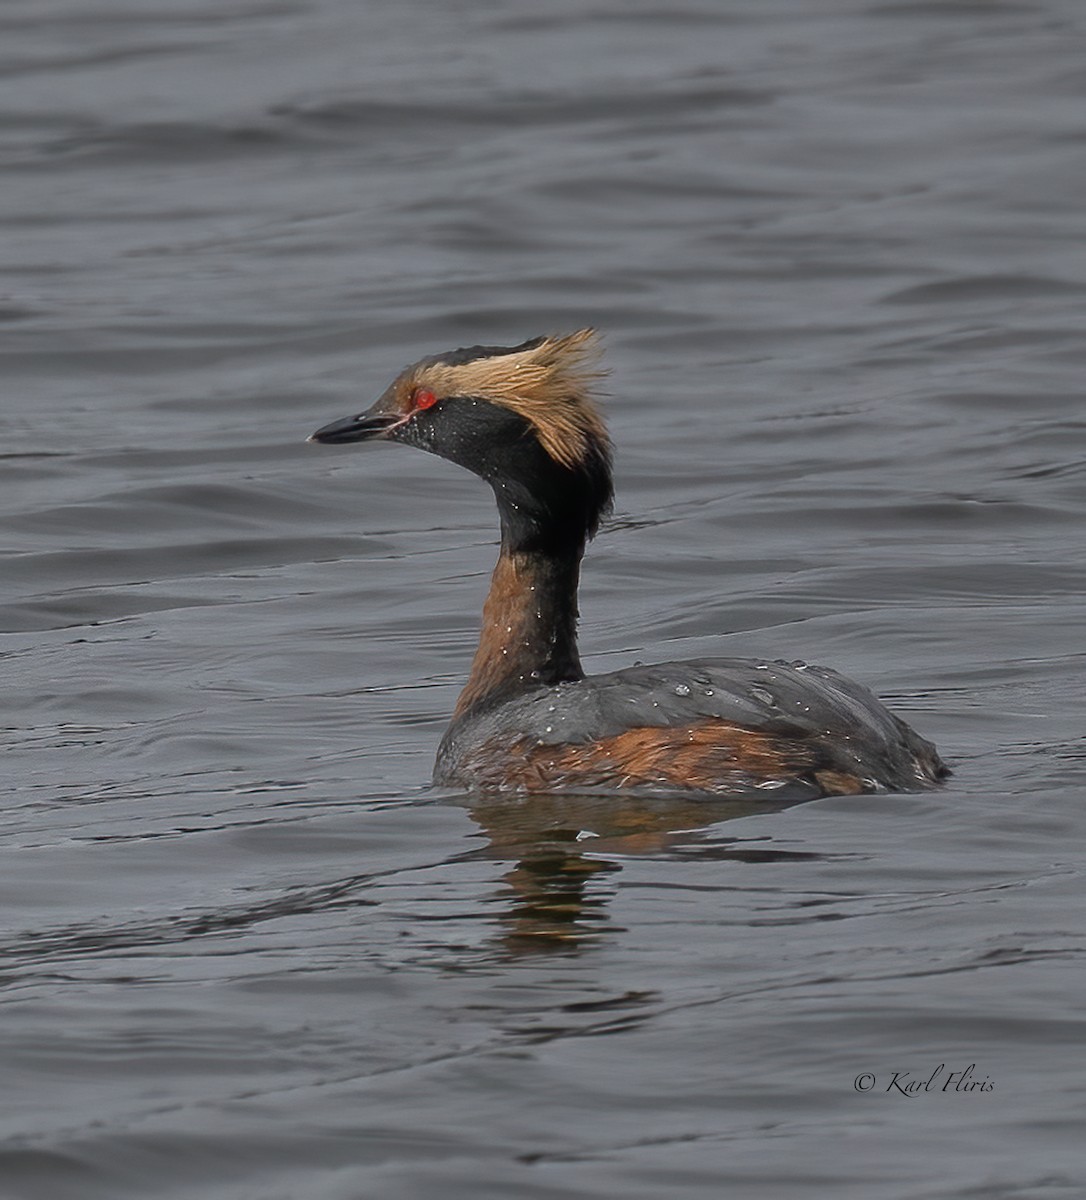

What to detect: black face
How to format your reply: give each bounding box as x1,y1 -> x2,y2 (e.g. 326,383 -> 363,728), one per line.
310,392 -> 612,555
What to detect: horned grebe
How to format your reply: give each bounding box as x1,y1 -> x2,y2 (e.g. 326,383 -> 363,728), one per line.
309,330 -> 948,799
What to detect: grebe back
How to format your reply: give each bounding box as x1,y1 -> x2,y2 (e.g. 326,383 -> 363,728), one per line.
310,330 -> 947,799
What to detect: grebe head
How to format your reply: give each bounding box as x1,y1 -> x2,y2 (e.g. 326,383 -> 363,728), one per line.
310,330 -> 613,554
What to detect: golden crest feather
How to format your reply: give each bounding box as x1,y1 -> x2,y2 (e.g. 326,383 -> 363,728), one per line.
405,329 -> 608,469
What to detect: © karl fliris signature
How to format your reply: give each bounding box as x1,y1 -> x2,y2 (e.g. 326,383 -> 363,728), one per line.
854,1064 -> 995,1095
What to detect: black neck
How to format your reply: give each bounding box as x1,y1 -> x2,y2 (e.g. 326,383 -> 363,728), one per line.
488,462 -> 595,558
417,401 -> 610,717
452,539 -> 584,719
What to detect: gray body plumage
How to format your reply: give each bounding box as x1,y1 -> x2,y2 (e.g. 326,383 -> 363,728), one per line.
436,657 -> 945,798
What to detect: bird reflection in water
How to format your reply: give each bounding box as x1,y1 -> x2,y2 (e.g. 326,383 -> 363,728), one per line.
460,790 -> 822,956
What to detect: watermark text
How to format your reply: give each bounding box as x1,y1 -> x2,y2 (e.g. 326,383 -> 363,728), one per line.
853,1064 -> 994,1095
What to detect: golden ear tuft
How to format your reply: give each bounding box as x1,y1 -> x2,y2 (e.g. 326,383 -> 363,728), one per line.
412,329 -> 610,469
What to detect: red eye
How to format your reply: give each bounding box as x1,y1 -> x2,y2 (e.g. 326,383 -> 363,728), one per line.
414,388 -> 438,410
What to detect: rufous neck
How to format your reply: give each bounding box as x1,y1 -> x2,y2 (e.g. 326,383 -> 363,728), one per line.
453,547 -> 583,718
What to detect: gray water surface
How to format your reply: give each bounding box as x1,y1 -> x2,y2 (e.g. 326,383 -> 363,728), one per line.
3,2 -> 1085,1197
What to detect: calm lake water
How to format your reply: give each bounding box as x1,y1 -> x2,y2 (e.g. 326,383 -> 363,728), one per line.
3,1 -> 1085,1197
